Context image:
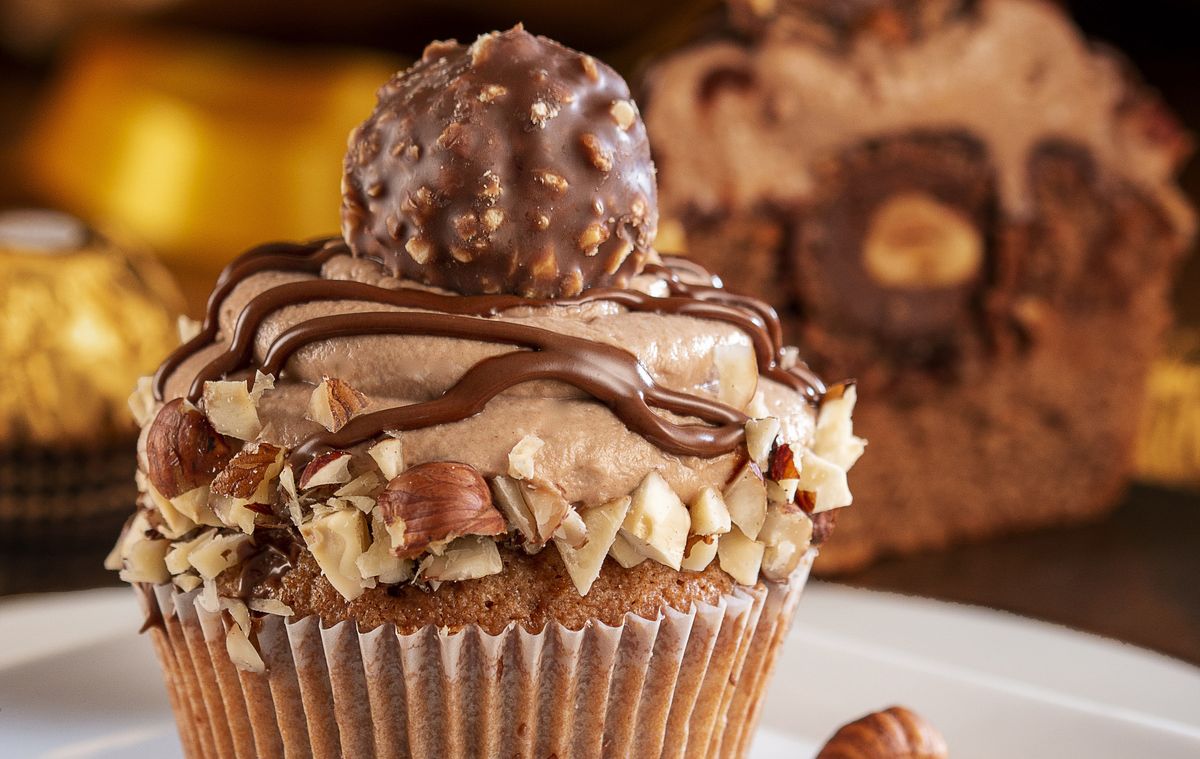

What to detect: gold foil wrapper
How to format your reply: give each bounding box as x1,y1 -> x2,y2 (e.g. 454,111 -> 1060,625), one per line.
1135,328 -> 1200,490
0,209 -> 182,447
23,29 -> 401,274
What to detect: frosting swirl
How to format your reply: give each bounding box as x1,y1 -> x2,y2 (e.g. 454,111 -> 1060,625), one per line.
152,239 -> 823,504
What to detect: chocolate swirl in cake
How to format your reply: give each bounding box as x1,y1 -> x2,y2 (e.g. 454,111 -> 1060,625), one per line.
152,238 -> 822,466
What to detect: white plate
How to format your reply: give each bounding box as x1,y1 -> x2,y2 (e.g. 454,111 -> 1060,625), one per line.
1,583 -> 1197,758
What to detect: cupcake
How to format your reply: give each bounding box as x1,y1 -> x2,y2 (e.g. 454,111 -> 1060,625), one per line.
0,208 -> 181,545
109,27 -> 862,758
643,0 -> 1194,571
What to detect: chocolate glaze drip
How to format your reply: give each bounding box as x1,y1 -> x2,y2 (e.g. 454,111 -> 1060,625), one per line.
152,238 -> 345,400
154,239 -> 825,466
277,312 -> 748,461
234,533 -> 301,598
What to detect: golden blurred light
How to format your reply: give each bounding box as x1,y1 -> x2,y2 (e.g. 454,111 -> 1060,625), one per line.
22,28 -> 402,273
1136,329 -> 1200,490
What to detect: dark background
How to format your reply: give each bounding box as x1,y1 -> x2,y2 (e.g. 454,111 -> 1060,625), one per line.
0,0 -> 1197,665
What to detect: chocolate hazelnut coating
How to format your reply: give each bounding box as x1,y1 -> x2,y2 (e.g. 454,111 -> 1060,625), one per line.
341,26 -> 658,297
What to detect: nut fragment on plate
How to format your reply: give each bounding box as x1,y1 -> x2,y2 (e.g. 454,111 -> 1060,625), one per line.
376,462 -> 507,558
816,705 -> 948,759
306,377 -> 369,432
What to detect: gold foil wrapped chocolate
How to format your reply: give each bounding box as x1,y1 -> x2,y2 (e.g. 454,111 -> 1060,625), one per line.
1,209 -> 183,540
0,209 -> 182,446
22,29 -> 401,275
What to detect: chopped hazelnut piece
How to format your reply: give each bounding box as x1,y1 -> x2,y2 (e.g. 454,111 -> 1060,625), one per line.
299,451 -> 354,490
226,625 -> 265,673
608,531 -> 648,569
376,462 -> 506,558
619,471 -> 690,570
300,507 -> 370,601
610,99 -> 636,130
306,377 -> 369,433
554,496 -> 630,594
689,486 -> 732,536
723,462 -> 768,540
507,434 -> 545,480
717,526 -> 764,585
745,417 -> 781,471
202,380 -> 262,440
714,343 -> 759,411
552,507 -> 589,550
797,450 -> 853,513
813,385 -> 866,471
490,475 -> 540,548
513,479 -> 571,544
759,507 -> 814,581
368,437 -> 405,480
681,535 -> 719,572
417,536 -> 503,583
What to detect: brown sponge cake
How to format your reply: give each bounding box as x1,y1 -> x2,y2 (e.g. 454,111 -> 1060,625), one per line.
644,0 -> 1195,572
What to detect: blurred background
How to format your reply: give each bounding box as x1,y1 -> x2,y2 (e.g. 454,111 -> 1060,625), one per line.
0,0 -> 1197,663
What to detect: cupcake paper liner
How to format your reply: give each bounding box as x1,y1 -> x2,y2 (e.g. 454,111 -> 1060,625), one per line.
136,554 -> 812,759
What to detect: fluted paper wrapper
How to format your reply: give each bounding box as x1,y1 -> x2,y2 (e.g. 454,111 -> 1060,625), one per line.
136,558 -> 810,759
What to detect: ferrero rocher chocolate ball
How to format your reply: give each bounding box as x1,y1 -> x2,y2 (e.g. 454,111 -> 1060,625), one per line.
341,26 -> 658,298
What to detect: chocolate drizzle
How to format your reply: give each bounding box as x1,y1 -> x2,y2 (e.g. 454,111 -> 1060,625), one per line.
234,535 -> 301,598
153,238 -> 345,399
153,239 -> 825,467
